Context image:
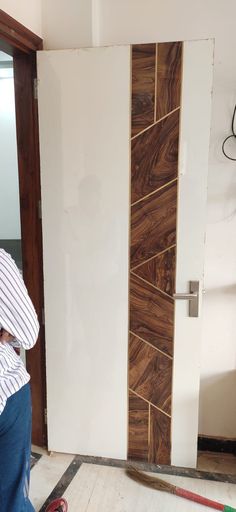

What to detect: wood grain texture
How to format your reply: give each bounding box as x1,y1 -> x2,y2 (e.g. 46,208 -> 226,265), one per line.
0,5 -> 46,448
14,52 -> 46,446
131,180 -> 177,269
0,9 -> 42,55
156,42 -> 182,121
133,247 -> 176,296
149,406 -> 171,464
130,274 -> 174,356
131,109 -> 180,203
131,44 -> 156,137
129,333 -> 172,414
129,41 -> 182,465
128,390 -> 149,461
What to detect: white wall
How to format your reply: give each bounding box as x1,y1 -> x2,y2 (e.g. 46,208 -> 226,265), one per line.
0,1 -> 93,49
0,71 -> 21,240
41,0 -> 93,49
0,0 -> 42,36
93,0 -> 236,439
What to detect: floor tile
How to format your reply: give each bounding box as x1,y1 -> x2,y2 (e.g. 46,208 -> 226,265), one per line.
30,450 -> 74,511
63,463 -> 236,512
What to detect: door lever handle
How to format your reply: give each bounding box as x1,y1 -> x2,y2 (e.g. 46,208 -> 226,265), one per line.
173,292 -> 197,300
173,281 -> 200,317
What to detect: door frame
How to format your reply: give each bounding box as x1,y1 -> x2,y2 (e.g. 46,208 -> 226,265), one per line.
0,9 -> 46,446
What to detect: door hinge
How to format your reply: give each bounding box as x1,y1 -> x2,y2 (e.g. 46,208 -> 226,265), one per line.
44,408 -> 48,425
38,199 -> 42,220
33,78 -> 39,100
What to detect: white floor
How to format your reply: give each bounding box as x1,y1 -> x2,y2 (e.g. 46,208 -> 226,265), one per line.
30,448 -> 74,511
30,450 -> 236,512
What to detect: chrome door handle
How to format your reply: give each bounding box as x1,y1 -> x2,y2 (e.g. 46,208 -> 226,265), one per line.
173,292 -> 197,300
173,281 -> 200,317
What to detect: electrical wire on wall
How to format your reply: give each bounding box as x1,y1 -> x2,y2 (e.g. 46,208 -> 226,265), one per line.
222,104 -> 236,161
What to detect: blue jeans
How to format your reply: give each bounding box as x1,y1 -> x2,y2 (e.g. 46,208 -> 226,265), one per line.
0,383 -> 35,511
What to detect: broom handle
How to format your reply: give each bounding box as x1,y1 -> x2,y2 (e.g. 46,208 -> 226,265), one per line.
176,487 -> 226,510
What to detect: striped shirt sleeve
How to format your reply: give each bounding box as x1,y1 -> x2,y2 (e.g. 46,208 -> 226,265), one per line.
0,249 -> 39,349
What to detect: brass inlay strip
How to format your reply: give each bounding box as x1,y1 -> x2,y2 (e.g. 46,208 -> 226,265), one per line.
129,388 -> 171,419
131,271 -> 174,301
148,402 -> 151,449
131,244 -> 176,272
131,106 -> 180,141
131,177 -> 178,207
129,330 -> 173,361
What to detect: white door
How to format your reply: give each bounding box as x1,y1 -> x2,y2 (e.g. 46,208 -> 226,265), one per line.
37,46 -> 131,458
37,40 -> 213,464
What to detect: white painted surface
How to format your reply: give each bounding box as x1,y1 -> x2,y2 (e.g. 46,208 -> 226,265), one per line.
0,67 -> 21,240
171,40 -> 214,468
0,0 -> 42,36
92,0 -> 236,441
37,46 -> 130,458
41,0 -> 93,49
30,451 -> 74,511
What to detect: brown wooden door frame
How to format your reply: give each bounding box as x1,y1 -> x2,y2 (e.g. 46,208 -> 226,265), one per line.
0,9 -> 46,446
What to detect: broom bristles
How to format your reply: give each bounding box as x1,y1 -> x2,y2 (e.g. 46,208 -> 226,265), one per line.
126,467 -> 176,495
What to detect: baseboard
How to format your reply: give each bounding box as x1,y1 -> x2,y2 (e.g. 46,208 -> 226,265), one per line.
198,435 -> 236,455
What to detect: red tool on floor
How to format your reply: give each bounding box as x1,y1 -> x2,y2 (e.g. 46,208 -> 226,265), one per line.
126,467 -> 236,511
45,497 -> 68,512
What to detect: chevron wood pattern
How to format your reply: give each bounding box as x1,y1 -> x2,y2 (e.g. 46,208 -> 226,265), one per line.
133,246 -> 176,297
131,180 -> 177,269
131,109 -> 180,203
128,41 -> 182,464
130,273 -> 174,357
129,333 -> 172,414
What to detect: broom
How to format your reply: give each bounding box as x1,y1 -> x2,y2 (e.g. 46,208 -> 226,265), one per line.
126,467 -> 236,511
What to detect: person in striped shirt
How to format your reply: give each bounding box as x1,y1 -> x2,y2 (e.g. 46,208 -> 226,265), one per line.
0,249 -> 68,512
0,248 -> 39,511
